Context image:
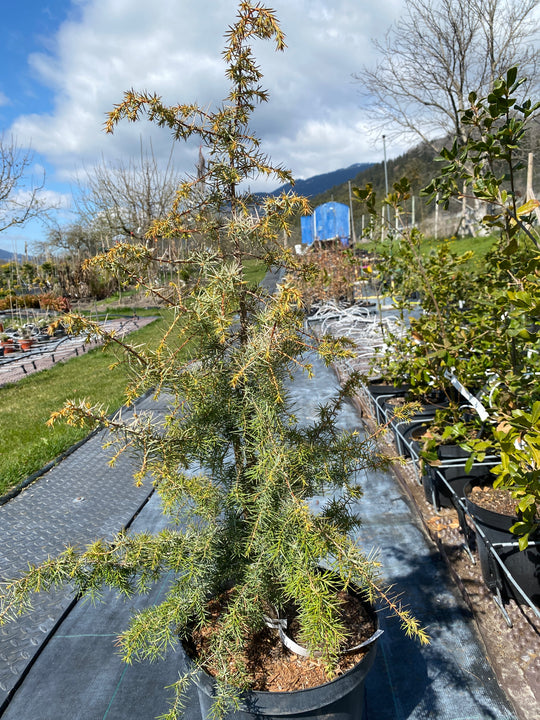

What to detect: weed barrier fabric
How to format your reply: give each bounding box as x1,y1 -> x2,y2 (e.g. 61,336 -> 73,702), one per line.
259,266 -> 286,295
0,354 -> 518,719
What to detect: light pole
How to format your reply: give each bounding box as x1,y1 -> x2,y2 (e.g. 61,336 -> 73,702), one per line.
382,134 -> 390,227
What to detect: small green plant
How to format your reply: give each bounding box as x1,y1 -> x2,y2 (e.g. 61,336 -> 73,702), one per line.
423,67 -> 540,248
353,180 -> 482,405
463,404 -> 540,549
357,68 -> 540,542
423,68 -> 540,538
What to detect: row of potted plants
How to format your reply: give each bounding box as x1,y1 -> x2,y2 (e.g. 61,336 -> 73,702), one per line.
0,317 -> 63,355
362,379 -> 540,610
354,68 -> 540,610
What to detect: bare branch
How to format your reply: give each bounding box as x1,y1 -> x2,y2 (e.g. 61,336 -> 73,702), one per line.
0,135 -> 51,233
357,0 -> 540,148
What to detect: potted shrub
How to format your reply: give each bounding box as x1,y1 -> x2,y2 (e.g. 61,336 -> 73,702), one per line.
416,417 -> 498,509
0,332 -> 15,354
422,68 -> 540,538
360,68 -> 540,601
465,476 -> 540,607
19,326 -> 35,352
0,5 -> 427,719
356,69 -> 540,525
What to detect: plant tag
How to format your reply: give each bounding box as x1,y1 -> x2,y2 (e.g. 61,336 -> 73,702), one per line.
264,615 -> 383,657
444,371 -> 489,421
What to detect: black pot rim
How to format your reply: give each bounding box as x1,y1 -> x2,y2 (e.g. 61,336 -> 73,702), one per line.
193,628 -> 379,716
464,479 -> 519,523
192,591 -> 380,715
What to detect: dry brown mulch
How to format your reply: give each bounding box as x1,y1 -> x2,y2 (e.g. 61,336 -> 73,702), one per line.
186,589 -> 376,692
468,483 -> 521,516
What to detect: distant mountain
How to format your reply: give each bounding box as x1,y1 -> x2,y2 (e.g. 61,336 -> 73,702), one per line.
0,248 -> 19,262
266,163 -> 373,199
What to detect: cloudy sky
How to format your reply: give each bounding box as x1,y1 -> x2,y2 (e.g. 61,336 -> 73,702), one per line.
0,0 -> 407,253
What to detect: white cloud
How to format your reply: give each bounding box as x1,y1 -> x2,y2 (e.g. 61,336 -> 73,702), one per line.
38,188 -> 73,210
10,0 -> 405,190
12,186 -> 71,210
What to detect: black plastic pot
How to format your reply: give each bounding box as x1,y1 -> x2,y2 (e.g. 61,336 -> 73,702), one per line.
424,446 -> 495,509
386,397 -> 447,444
193,584 -> 379,720
366,381 -> 409,423
465,481 -> 540,607
393,417 -> 433,458
366,380 -> 410,398
195,630 -> 378,720
422,470 -> 441,509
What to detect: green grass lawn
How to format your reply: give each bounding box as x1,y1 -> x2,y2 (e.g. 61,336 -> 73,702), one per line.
421,233 -> 497,268
243,258 -> 268,285
0,261 -> 268,497
0,311 -> 167,496
362,232 -> 498,275
363,232 -> 497,258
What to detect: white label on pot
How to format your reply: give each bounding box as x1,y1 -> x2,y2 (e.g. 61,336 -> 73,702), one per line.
444,371 -> 489,422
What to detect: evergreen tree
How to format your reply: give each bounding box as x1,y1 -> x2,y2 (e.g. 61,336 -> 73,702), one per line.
0,4 -> 427,717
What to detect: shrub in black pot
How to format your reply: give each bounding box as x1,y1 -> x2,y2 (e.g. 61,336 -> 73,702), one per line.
425,447 -> 498,509
190,572 -> 382,719
420,419 -> 495,508
0,5 -> 427,719
465,480 -> 540,607
366,379 -> 410,424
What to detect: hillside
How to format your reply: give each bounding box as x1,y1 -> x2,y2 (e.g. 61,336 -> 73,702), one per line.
0,248 -> 23,262
306,135 -> 540,241
310,142 -> 443,229
266,162 -> 373,198
0,248 -> 13,261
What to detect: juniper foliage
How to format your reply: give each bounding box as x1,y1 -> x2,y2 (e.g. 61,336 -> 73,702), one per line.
0,4 -> 427,717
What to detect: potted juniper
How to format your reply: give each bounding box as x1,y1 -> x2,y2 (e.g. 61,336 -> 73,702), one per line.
0,4 -> 427,718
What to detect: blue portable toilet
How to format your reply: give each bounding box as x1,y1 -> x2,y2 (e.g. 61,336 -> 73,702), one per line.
315,202 -> 350,245
301,201 -> 350,246
300,215 -> 314,245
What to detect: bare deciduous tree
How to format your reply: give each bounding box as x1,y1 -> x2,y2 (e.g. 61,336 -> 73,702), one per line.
39,221 -> 105,260
75,141 -> 182,250
358,0 -> 539,148
0,135 -> 47,233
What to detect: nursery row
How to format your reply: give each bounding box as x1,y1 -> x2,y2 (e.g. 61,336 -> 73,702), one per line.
344,68 -> 540,571
360,378 -> 540,616
1,9 -> 538,720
